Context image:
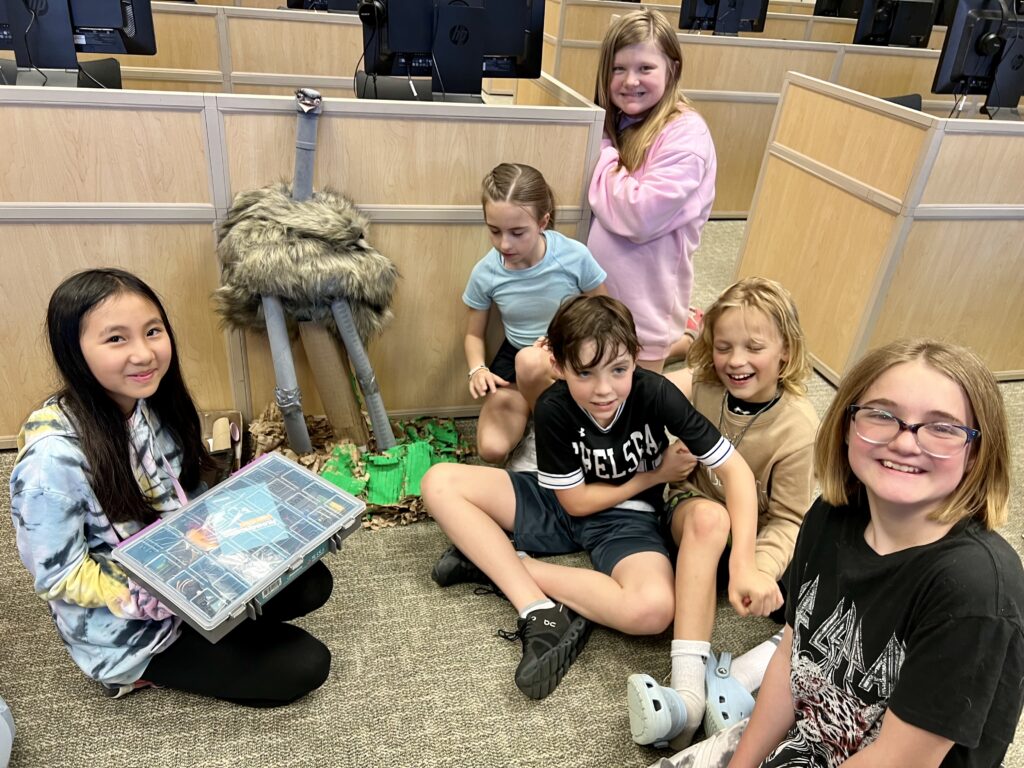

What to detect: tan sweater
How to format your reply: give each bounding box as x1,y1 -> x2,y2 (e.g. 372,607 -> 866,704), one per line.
673,380 -> 820,580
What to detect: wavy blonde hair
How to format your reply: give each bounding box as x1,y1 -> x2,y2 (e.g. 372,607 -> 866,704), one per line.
815,338 -> 1010,529
689,277 -> 811,396
596,9 -> 691,173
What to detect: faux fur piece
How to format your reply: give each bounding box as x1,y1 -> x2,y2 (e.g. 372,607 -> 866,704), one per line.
215,183 -> 399,343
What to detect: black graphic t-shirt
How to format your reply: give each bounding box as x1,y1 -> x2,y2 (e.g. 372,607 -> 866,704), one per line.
768,498 -> 1024,768
534,367 -> 733,512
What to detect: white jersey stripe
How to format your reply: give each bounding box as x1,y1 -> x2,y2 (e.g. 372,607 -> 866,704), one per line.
697,436 -> 734,470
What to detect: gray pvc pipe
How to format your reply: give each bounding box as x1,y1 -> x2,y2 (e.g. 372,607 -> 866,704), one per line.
262,295 -> 313,454
331,299 -> 396,450
293,88 -> 322,204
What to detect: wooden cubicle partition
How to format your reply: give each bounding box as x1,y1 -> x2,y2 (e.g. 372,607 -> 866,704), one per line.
736,73 -> 1024,381
0,79 -> 603,447
80,3 -> 365,95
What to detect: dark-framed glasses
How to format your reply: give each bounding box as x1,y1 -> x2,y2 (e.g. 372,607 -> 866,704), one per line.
848,405 -> 980,459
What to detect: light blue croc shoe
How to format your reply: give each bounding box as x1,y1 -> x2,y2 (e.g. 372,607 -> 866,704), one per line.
626,673 -> 687,748
703,652 -> 755,737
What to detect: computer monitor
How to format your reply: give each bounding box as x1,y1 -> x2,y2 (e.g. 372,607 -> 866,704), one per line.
358,0 -> 543,98
0,0 -> 13,52
852,0 -> 933,46
812,0 -> 862,19
3,0 -> 155,79
932,0 -> 1024,115
679,0 -> 769,33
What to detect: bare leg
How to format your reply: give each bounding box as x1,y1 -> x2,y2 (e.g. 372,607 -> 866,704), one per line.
522,551 -> 674,635
476,386 -> 530,464
514,346 -> 556,408
421,463 -> 546,612
665,335 -> 694,365
670,498 -> 731,641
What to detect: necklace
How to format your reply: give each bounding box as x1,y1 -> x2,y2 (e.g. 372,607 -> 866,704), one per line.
717,388 -> 780,449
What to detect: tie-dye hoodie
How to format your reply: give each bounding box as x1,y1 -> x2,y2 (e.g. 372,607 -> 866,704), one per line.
10,399 -> 184,687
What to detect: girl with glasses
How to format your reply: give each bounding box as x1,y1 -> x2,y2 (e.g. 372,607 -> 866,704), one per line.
723,338 -> 1024,768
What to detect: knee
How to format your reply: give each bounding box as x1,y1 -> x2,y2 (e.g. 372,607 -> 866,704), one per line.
621,587 -> 675,635
421,463 -> 460,517
476,432 -> 511,465
679,501 -> 730,547
514,346 -> 550,386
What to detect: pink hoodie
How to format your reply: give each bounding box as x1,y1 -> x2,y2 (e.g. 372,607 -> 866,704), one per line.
587,108 -> 717,361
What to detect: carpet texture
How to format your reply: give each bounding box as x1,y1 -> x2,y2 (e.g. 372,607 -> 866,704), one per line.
1,220 -> 1021,768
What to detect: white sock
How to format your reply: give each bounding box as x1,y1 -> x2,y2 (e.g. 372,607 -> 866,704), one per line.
669,639 -> 710,749
730,630 -> 783,693
519,598 -> 555,619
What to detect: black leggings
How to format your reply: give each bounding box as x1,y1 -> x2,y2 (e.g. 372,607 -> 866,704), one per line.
144,560 -> 333,708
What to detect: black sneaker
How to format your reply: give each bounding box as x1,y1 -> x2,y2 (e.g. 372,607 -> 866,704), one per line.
431,545 -> 490,588
499,603 -> 592,700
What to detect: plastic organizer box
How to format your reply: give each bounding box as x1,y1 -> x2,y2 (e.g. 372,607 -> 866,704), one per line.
113,452 -> 365,642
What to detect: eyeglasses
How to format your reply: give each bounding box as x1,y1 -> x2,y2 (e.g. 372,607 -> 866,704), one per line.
848,405 -> 980,459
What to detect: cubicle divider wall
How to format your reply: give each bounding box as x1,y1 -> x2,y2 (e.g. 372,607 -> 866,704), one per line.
77,2 -> 365,94
0,78 -> 604,446
736,73 -> 1024,382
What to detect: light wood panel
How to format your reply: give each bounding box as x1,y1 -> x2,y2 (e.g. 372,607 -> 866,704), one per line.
0,106 -> 210,203
121,75 -> 224,91
773,83 -> 929,200
80,10 -> 221,71
680,39 -> 836,92
0,223 -> 229,439
696,99 -> 778,214
806,17 -> 856,43
752,15 -> 813,40
227,15 -> 363,76
563,3 -> 633,39
769,0 -> 814,14
739,155 -> 898,373
556,44 -> 601,96
545,0 -> 562,38
921,132 -> 1024,205
224,112 -> 593,206
834,48 -> 950,102
869,219 -> 1024,371
230,83 -> 355,97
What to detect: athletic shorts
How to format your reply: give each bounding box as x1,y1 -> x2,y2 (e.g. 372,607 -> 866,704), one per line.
507,470 -> 671,576
489,337 -> 521,383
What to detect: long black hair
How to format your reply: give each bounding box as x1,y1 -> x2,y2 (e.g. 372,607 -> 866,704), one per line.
46,268 -> 214,524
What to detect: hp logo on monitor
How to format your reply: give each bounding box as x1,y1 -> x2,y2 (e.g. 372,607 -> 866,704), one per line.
449,24 -> 470,45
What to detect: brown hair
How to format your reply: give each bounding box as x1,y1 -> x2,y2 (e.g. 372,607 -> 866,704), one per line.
815,338 -> 1010,529
596,9 -> 690,173
481,162 -> 556,227
689,276 -> 811,396
547,295 -> 641,372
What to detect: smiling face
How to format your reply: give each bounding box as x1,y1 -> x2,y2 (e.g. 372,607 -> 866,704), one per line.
556,340 -> 635,428
848,359 -> 974,523
711,306 -> 787,403
609,39 -> 672,119
79,291 -> 172,415
484,200 -> 549,270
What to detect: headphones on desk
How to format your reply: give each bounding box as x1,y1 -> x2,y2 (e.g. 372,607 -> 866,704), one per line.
357,0 -> 385,26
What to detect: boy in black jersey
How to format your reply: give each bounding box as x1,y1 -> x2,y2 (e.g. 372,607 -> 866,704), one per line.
422,295 -> 763,700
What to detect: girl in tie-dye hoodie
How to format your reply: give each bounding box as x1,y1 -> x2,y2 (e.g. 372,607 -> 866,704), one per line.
10,269 -> 331,706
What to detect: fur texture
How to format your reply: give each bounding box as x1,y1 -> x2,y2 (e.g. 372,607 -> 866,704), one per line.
215,183 -> 399,343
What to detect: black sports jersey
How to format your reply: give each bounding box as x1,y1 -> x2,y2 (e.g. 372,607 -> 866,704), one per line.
769,498 -> 1024,768
534,367 -> 733,511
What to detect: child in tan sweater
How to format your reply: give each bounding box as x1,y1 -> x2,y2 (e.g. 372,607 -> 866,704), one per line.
627,277 -> 819,750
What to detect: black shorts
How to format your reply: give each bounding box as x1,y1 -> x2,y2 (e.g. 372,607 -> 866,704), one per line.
507,471 -> 671,576
489,337 -> 521,383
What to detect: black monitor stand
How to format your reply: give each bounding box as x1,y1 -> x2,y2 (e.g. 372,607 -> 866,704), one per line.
430,3 -> 483,100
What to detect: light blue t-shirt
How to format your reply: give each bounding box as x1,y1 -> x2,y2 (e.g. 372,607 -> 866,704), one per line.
462,230 -> 606,349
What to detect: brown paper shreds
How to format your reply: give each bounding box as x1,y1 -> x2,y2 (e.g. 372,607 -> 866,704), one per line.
246,404 -> 473,530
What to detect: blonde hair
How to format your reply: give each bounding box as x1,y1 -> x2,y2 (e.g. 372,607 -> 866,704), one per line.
596,9 -> 691,173
481,163 -> 556,227
815,338 -> 1010,530
689,277 -> 810,396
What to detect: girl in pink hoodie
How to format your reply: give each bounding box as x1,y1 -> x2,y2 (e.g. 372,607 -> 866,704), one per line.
588,9 -> 717,372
